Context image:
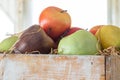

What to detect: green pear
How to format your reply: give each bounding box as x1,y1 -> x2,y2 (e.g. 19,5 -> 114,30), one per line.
0,35 -> 18,53
96,25 -> 120,49
58,30 -> 100,55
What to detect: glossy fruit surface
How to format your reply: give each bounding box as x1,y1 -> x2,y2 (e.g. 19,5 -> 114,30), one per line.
58,30 -> 100,55
12,25 -> 55,54
96,25 -> 120,49
39,6 -> 71,40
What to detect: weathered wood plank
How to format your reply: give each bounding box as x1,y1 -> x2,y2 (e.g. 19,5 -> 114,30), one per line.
0,54 -> 5,80
0,54 -> 105,80
106,55 -> 120,80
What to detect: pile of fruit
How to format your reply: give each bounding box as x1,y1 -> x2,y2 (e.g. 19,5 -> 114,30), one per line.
0,6 -> 120,55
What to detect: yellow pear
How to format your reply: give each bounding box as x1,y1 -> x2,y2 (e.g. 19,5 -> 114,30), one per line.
96,25 -> 120,49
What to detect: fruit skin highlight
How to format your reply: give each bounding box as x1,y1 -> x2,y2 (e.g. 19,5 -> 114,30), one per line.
0,35 -> 18,53
95,25 -> 120,49
58,30 -> 100,55
39,6 -> 71,41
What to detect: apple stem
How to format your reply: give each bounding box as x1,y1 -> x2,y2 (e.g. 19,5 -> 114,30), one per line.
60,10 -> 67,13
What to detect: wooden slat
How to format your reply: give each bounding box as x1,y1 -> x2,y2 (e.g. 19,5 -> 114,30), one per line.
0,54 -> 5,80
0,54 -> 105,80
106,55 -> 120,80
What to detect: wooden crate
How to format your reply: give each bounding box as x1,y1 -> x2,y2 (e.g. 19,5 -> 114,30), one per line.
0,54 -> 119,80
106,55 -> 120,80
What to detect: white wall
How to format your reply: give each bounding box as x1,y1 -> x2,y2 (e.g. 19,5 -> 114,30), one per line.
32,0 -> 107,30
0,0 -> 107,41
0,9 -> 14,41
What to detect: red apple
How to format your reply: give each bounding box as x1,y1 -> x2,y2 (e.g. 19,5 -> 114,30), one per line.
62,27 -> 83,37
39,6 -> 71,41
89,25 -> 103,35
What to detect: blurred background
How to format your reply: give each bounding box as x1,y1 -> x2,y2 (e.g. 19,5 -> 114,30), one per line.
0,0 -> 119,41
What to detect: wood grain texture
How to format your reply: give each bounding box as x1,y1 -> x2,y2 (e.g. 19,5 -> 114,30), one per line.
106,55 -> 120,80
0,54 -> 105,80
0,55 -> 4,80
